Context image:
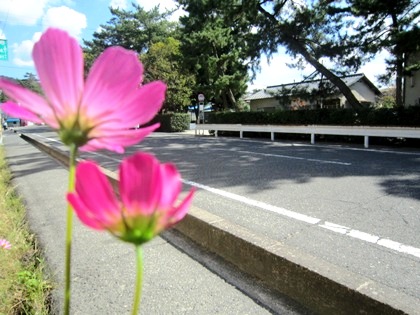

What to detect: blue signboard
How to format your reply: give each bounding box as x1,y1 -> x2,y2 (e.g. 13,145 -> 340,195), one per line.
0,40 -> 8,61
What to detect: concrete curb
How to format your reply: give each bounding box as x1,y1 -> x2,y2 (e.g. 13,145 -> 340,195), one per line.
18,133 -> 416,315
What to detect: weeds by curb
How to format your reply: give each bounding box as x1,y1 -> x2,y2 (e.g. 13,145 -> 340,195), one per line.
0,147 -> 52,314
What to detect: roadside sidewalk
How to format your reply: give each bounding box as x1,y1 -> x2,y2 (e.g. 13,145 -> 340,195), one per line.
2,130 -> 276,314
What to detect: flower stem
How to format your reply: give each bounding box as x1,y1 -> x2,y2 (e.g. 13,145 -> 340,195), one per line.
132,245 -> 143,315
64,144 -> 78,315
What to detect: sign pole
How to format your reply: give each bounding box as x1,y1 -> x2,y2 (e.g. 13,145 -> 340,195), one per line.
197,94 -> 205,135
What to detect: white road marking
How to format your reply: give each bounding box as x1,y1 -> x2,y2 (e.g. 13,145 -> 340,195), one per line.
348,229 -> 380,244
319,222 -> 349,234
236,150 -> 352,166
183,179 -> 420,259
182,179 -> 321,225
356,281 -> 373,291
316,144 -> 420,156
34,135 -> 61,144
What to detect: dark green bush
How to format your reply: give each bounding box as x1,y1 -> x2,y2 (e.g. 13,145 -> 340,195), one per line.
150,113 -> 190,132
208,107 -> 420,127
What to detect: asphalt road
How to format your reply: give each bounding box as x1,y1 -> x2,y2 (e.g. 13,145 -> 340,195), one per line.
19,126 -> 420,308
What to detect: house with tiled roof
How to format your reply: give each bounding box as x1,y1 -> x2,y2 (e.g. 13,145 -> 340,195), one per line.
245,73 -> 382,112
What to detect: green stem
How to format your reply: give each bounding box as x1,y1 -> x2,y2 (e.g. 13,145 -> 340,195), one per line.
132,245 -> 143,315
64,144 -> 78,315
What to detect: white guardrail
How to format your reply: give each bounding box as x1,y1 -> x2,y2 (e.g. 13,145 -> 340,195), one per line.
194,124 -> 420,148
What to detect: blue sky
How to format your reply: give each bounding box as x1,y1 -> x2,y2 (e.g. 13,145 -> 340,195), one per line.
0,0 -> 388,90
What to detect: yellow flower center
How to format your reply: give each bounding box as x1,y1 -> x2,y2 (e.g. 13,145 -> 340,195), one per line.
58,113 -> 94,148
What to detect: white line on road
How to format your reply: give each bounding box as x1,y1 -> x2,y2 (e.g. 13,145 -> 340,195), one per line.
182,179 -> 321,225
183,179 -> 420,259
236,150 -> 352,166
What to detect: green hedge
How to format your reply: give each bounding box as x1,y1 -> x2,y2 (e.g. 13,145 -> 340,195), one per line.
150,113 -> 190,132
208,107 -> 420,127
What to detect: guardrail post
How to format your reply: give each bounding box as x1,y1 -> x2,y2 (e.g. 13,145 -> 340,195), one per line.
240,130 -> 243,139
364,136 -> 369,148
311,133 -> 315,145
215,130 -> 218,137
271,132 -> 274,141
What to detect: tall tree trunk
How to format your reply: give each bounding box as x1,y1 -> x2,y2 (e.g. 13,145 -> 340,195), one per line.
295,43 -> 362,108
256,4 -> 362,109
228,88 -> 237,108
395,52 -> 404,107
392,13 -> 404,107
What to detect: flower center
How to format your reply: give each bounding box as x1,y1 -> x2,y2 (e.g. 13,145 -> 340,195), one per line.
58,115 -> 93,148
59,127 -> 90,147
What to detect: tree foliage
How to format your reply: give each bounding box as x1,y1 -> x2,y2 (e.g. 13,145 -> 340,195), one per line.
141,37 -> 195,112
19,73 -> 42,95
207,0 -> 365,108
83,4 -> 177,70
177,0 -> 254,111
196,0 -> 418,109
79,0 -> 419,113
83,4 -> 194,112
326,0 -> 420,107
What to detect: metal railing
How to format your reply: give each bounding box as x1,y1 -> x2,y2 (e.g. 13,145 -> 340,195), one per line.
195,124 -> 420,148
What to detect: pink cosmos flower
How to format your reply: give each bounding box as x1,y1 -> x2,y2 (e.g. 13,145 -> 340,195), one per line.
0,239 -> 11,250
67,152 -> 195,245
0,28 -> 166,153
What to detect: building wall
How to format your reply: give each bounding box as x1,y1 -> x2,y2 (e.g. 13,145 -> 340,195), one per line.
350,81 -> 378,106
251,85 -> 377,110
250,98 -> 284,111
405,62 -> 420,106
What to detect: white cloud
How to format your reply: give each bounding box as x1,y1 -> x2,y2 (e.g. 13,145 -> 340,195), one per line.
12,32 -> 42,67
0,0 -> 50,26
42,6 -> 87,39
110,0 -> 128,10
0,29 -> 6,40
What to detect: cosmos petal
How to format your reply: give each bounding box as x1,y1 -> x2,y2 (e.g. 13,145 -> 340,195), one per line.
158,163 -> 182,209
82,47 -> 143,118
119,152 -> 161,215
80,123 -> 160,153
1,102 -> 44,124
32,28 -> 84,116
69,161 -> 120,228
0,78 -> 53,119
116,81 -> 166,127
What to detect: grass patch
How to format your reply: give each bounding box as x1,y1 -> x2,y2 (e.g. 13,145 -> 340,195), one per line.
0,147 -> 52,314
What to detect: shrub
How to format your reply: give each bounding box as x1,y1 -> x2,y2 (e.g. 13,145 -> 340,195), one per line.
208,107 -> 420,127
150,113 -> 190,132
